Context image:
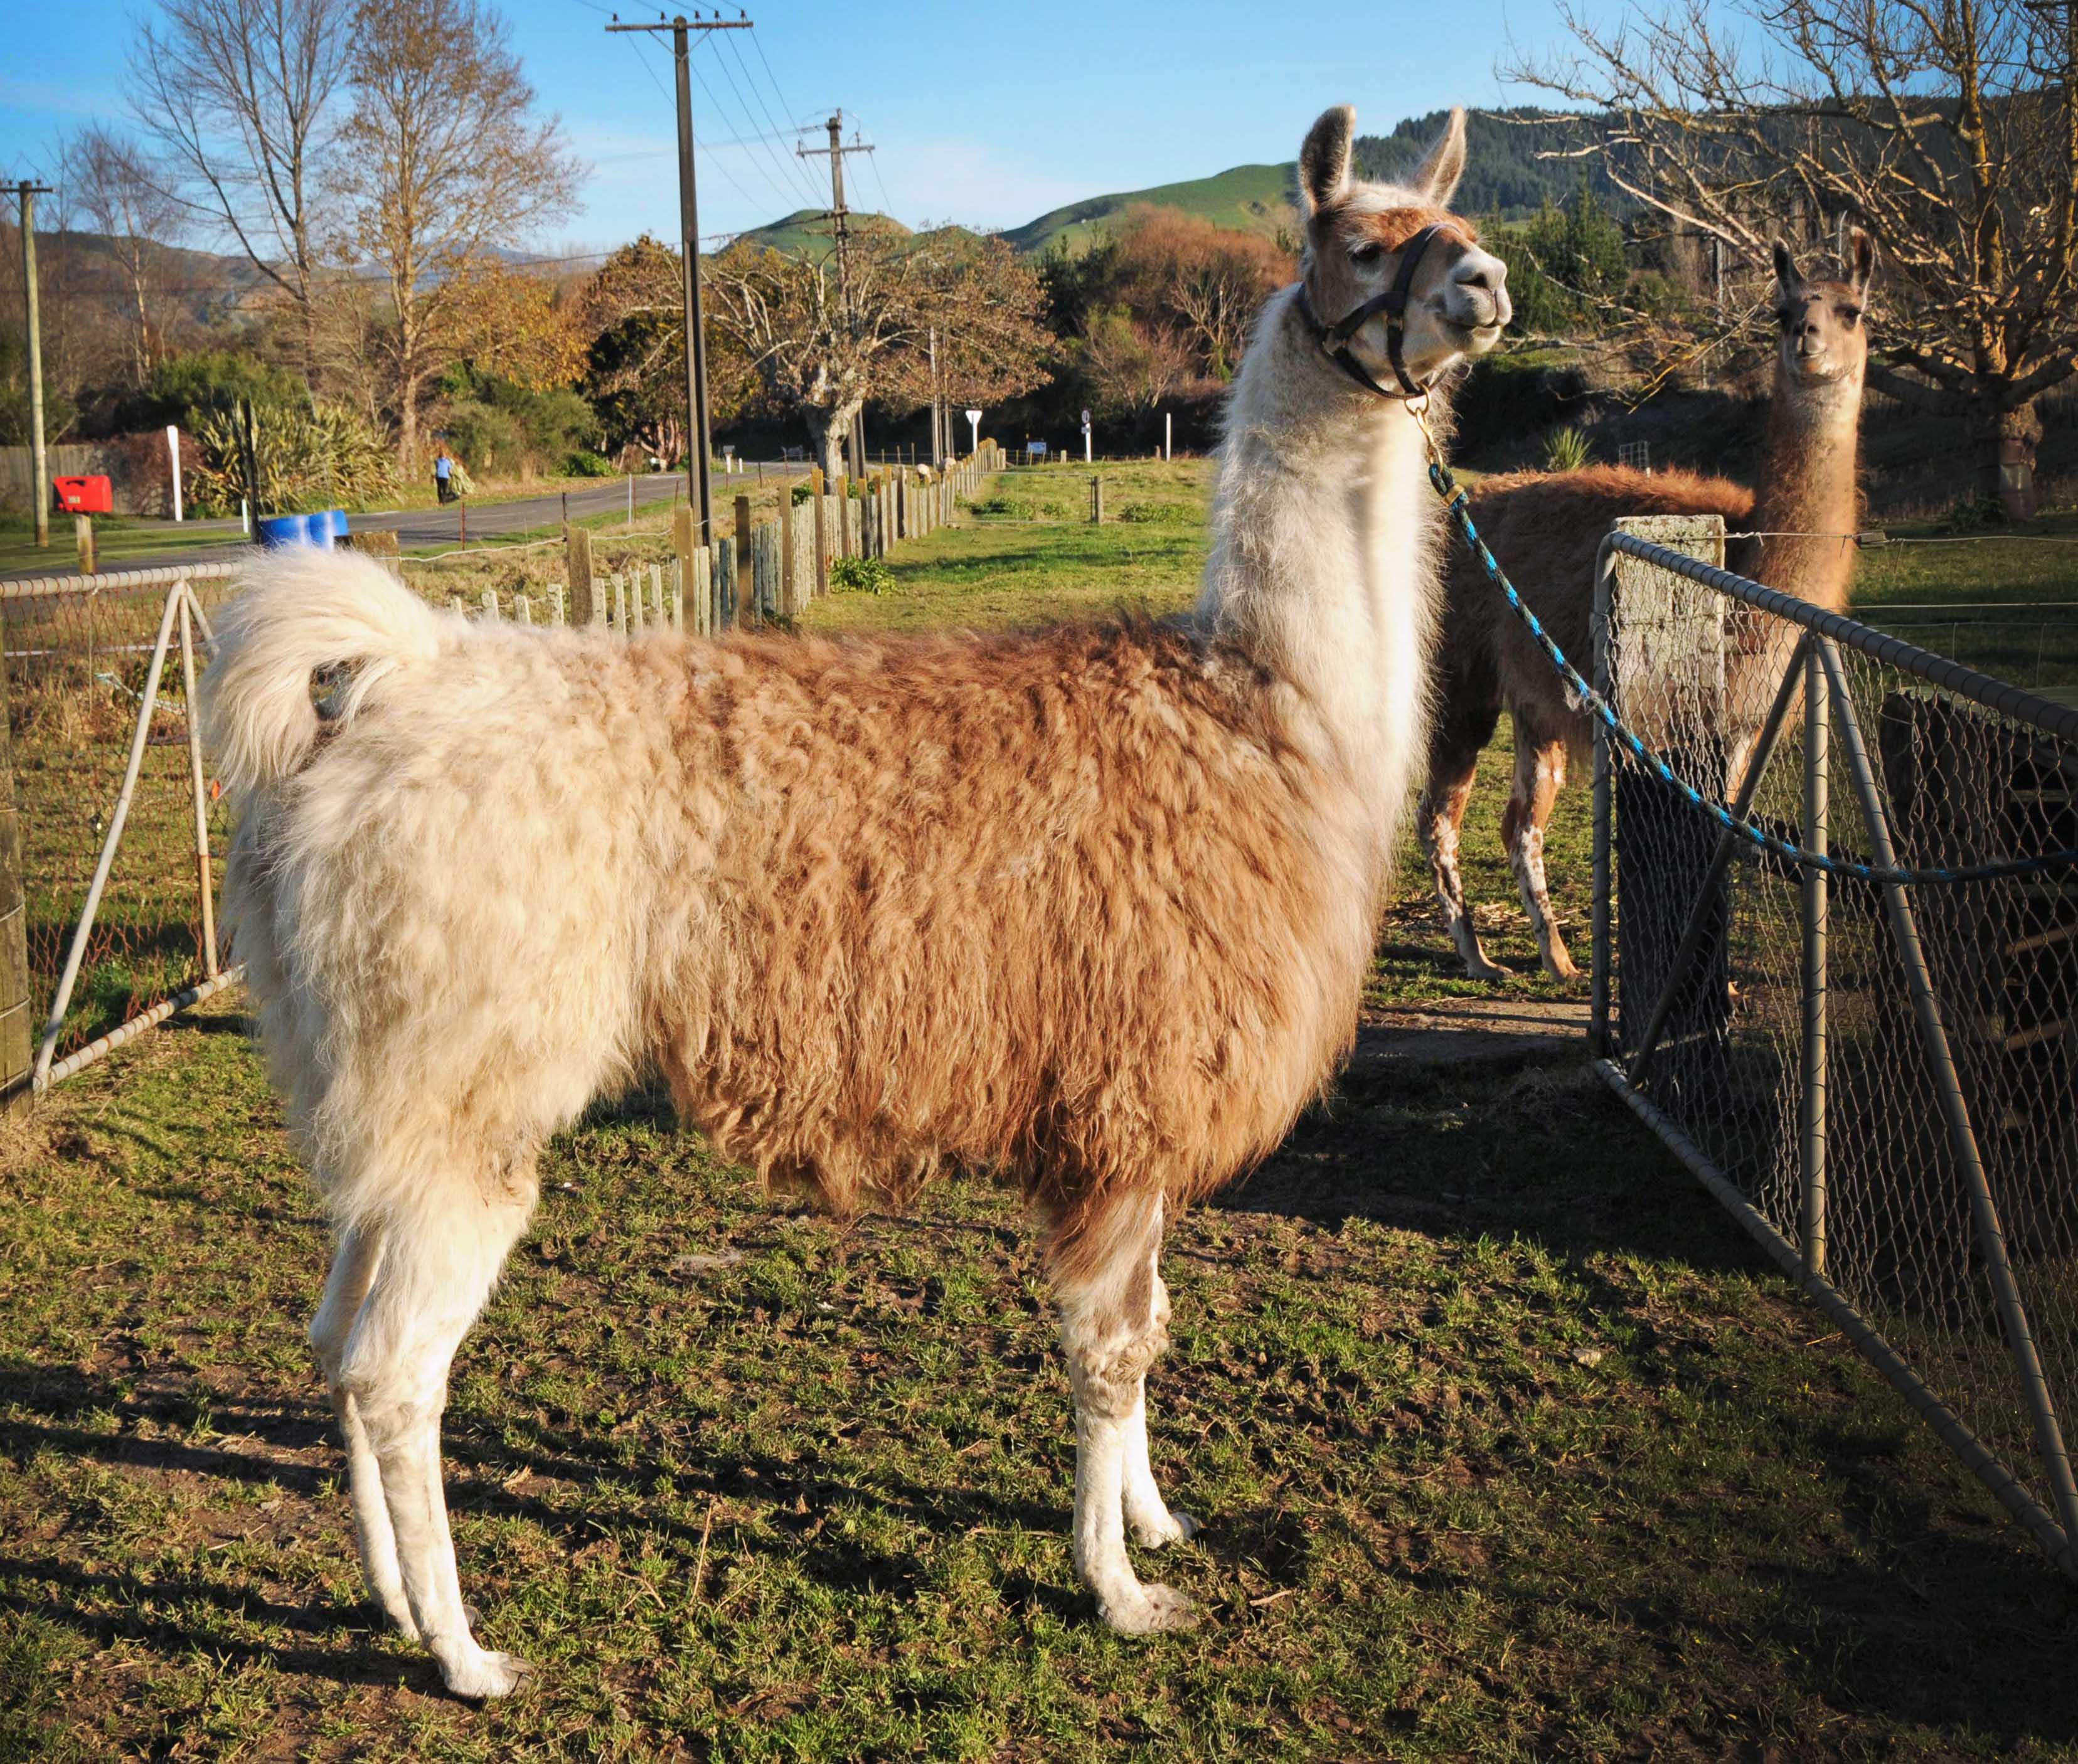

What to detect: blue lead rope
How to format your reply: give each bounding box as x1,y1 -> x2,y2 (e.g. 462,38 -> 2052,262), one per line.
1428,459 -> 2078,888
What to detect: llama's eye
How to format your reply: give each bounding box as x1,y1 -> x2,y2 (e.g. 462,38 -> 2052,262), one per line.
1838,306 -> 1862,326
1351,242 -> 1385,266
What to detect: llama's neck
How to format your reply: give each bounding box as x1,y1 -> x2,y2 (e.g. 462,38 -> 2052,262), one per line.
1195,287 -> 1446,856
1746,362 -> 1863,614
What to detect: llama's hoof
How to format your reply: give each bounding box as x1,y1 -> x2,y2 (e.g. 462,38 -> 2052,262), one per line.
1466,959 -> 1510,984
1543,955 -> 1580,982
1131,1507 -> 1200,1548
1102,1581 -> 1200,1635
440,1646 -> 536,1701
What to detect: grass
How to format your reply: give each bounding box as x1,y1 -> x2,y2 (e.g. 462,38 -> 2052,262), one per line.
4,457 -> 2078,1760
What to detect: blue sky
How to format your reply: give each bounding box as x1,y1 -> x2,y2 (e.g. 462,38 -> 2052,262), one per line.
1,0 -> 1554,254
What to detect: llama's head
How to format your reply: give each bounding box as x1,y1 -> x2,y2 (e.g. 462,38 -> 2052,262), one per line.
1296,105 -> 1511,391
1771,231 -> 1875,388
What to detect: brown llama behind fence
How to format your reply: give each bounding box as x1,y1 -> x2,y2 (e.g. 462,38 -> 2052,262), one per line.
1420,233 -> 1874,980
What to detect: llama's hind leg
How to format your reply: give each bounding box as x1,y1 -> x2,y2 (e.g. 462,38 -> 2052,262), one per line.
1050,1195 -> 1198,1634
1418,764 -> 1506,982
341,1179 -> 537,1699
310,1226 -> 416,1637
1502,728 -> 1577,982
1420,657 -> 1508,982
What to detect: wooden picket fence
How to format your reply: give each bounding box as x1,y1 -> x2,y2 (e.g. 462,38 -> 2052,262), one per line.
452,445 -> 1006,633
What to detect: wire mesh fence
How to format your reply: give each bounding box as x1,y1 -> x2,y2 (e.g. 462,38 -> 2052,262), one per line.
3,565 -> 238,1090
1590,516 -> 2078,1580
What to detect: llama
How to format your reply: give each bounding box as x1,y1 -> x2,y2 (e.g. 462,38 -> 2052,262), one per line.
201,105 -> 1510,1699
1419,234 -> 1873,980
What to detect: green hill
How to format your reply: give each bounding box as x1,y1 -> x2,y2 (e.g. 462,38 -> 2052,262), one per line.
1001,163 -> 1297,257
728,208 -> 912,257
727,109 -> 1633,264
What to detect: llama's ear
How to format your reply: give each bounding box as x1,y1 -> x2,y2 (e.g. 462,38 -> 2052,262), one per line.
1848,228 -> 1877,294
1771,240 -> 1800,290
1411,107 -> 1468,208
1299,106 -> 1355,216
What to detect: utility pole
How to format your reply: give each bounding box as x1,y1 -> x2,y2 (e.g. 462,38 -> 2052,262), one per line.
11,183 -> 53,550
604,13 -> 751,545
798,112 -> 875,478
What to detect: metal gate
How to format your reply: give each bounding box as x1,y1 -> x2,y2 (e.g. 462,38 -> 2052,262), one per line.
1589,518 -> 2078,1581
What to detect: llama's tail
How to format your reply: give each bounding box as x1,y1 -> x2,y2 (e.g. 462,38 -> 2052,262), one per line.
201,545 -> 445,803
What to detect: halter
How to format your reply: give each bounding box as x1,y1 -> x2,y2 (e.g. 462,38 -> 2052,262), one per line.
1294,221 -> 1452,401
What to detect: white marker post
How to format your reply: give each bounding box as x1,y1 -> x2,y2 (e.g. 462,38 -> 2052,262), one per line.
1163,412 -> 1171,462
1081,407 -> 1092,464
166,424 -> 184,522
965,407 -> 981,457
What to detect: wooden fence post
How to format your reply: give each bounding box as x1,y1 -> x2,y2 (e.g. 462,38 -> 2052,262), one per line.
1090,476 -> 1104,524
0,626 -> 33,1108
481,589 -> 501,620
649,563 -> 664,629
549,585 -> 566,626
717,537 -> 737,627
514,593 -> 533,625
673,504 -> 697,630
810,467 -> 828,598
567,524 -> 597,625
74,514 -> 96,576
734,495 -> 754,625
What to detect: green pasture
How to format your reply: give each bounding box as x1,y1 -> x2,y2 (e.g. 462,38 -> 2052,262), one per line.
3,457 -> 2076,1761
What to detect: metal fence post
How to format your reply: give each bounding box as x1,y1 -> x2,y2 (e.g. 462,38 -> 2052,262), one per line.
1818,635 -> 2078,1553
176,585 -> 218,980
1799,641 -> 1828,1276
1590,537 -> 1616,1056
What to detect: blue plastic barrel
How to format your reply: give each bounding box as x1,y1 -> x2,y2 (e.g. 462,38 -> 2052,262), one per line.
325,508 -> 350,541
302,513 -> 334,549
256,514 -> 310,548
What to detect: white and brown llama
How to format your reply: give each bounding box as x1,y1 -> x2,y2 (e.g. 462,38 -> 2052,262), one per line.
200,105 -> 1510,1698
1419,233 -> 1874,980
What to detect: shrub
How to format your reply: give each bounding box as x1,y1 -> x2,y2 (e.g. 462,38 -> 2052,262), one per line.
1542,426 -> 1592,472
791,481 -> 813,506
828,555 -> 893,595
563,450 -> 614,477
187,400 -> 399,515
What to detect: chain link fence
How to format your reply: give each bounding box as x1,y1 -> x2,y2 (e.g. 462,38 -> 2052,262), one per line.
3,564 -> 239,1093
1589,516 -> 2078,1581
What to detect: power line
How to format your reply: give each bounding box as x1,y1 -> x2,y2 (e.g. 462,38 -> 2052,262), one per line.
683,46 -> 797,215
698,35 -> 820,211
720,31 -> 824,209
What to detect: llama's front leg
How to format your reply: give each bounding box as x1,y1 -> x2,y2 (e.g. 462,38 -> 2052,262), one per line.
1053,1199 -> 1198,1634
1418,775 -> 1507,982
1503,739 -> 1577,982
343,1204 -> 536,1699
310,1228 -> 416,1637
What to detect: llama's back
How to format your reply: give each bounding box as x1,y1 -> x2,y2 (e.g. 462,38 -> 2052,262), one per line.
653,622 -> 1383,1234
1445,465 -> 1756,746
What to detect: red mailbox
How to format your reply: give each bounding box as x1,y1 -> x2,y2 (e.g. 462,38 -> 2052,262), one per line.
53,476 -> 113,515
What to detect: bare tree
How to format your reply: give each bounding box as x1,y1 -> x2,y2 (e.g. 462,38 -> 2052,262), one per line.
129,0 -> 353,385
332,0 -> 581,464
705,225 -> 1050,481
1512,0 -> 2078,504
65,128 -> 188,385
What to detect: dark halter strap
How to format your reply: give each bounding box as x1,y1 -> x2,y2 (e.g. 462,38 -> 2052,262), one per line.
1294,221 -> 1449,401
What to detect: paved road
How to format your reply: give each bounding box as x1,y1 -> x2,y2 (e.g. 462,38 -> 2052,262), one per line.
0,465 -> 814,583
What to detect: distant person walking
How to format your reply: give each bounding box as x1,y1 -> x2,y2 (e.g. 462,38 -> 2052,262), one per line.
434,449 -> 454,505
